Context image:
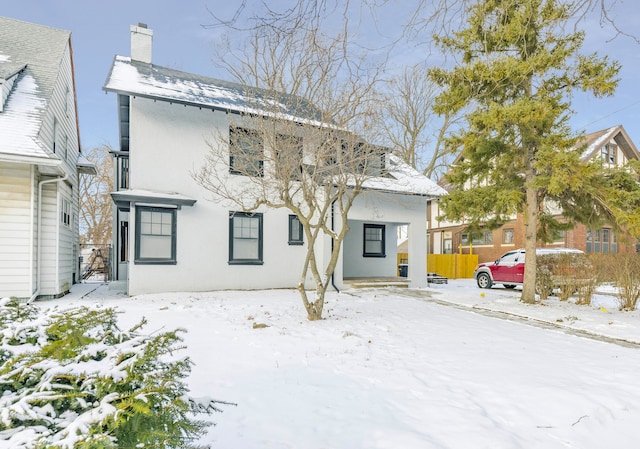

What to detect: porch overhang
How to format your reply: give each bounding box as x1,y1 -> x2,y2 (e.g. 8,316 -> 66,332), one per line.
111,189 -> 197,210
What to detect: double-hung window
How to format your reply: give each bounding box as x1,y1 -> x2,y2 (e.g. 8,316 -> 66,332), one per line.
288,215 -> 303,245
230,127 -> 264,177
135,206 -> 176,264
276,134 -> 304,181
363,223 -> 385,257
229,212 -> 263,264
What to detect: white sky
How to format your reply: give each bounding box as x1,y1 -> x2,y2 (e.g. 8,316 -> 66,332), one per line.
1,0 -> 639,152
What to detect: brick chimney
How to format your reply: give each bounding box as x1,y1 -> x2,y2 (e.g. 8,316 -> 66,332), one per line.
130,22 -> 153,64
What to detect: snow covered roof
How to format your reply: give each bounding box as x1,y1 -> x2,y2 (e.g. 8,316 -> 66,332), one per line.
578,125 -> 640,161
111,189 -> 197,209
103,56 -> 325,125
0,17 -> 71,163
362,155 -> 447,197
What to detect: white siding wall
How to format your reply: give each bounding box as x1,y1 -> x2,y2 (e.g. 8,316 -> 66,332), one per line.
36,40 -> 80,297
39,183 -> 58,296
0,162 -> 33,297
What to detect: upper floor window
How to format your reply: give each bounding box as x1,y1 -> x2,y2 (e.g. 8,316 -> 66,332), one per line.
601,144 -> 617,165
230,127 -> 264,177
363,223 -> 386,257
276,134 -> 304,181
229,212 -> 263,264
65,86 -> 71,116
502,228 -> 514,244
53,118 -> 58,154
61,134 -> 68,160
135,206 -> 177,264
288,215 -> 303,245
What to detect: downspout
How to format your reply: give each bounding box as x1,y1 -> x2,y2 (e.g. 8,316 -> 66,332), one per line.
28,173 -> 69,303
330,199 -> 340,293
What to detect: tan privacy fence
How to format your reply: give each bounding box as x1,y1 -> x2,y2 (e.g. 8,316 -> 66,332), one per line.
398,253 -> 478,279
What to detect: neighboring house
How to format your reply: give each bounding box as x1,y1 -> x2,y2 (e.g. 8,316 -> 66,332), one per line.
0,17 -> 95,300
428,125 -> 640,263
103,24 -> 445,296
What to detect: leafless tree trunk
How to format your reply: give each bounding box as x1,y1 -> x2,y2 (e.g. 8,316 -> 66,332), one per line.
195,1 -> 387,321
79,145 -> 114,245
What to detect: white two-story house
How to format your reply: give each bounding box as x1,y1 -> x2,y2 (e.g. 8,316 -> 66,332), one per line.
104,24 -> 445,295
0,17 -> 94,300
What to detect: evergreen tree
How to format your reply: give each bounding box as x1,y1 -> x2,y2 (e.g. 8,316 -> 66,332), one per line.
0,299 -> 232,448
429,0 -> 620,303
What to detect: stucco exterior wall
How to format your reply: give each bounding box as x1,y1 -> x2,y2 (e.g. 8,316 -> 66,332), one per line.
126,98 -> 320,294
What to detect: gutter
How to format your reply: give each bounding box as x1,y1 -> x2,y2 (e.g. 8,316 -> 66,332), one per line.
330,199 -> 340,293
28,173 -> 69,303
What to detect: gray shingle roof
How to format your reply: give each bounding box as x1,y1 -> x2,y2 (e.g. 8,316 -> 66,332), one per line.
0,16 -> 70,161
103,55 -> 325,124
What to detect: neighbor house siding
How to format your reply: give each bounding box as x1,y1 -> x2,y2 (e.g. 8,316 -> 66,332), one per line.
38,41 -> 80,295
0,162 -> 32,297
39,184 -> 59,296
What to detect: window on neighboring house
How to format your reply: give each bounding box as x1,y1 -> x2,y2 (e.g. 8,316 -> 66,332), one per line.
135,206 -> 176,264
53,118 -> 58,154
288,215 -> 303,245
586,227 -> 617,254
553,229 -> 565,242
363,223 -> 386,257
65,86 -> 71,116
61,134 -> 68,160
61,198 -> 71,227
601,144 -> 617,165
503,228 -> 514,244
230,127 -> 264,177
461,230 -> 493,245
276,134 -> 304,181
229,212 -> 263,264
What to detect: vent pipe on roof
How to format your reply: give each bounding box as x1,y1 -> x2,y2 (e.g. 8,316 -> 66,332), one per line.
130,23 -> 153,64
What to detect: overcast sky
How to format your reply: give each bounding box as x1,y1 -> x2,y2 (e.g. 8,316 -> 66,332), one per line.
2,0 -> 640,152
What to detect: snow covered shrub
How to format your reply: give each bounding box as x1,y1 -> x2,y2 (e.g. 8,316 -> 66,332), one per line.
0,299 -> 229,449
612,253 -> 640,311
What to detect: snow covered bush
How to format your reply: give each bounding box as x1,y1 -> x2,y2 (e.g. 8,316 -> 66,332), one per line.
0,298 -> 229,449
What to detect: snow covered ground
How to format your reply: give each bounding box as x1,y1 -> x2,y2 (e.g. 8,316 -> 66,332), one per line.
42,280 -> 640,448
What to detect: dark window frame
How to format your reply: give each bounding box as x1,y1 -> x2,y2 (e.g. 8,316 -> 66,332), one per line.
502,228 -> 514,244
276,134 -> 304,181
229,127 -> 264,177
363,223 -> 386,258
229,212 -> 264,265
288,214 -> 304,245
134,206 -> 177,265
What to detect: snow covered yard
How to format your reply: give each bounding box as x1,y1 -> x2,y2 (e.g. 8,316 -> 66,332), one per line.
42,280 -> 640,448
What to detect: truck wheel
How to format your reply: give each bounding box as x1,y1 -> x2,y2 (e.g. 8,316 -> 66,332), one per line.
476,272 -> 493,289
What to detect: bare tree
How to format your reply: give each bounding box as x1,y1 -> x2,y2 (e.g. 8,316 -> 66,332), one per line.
194,1 -> 387,321
79,145 -> 113,245
379,64 -> 464,180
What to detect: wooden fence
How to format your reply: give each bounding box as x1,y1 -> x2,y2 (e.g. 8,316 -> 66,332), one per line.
398,253 -> 478,279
